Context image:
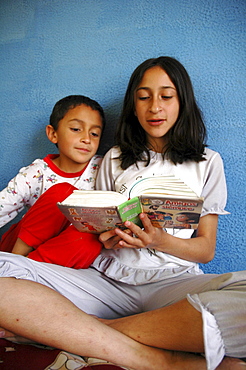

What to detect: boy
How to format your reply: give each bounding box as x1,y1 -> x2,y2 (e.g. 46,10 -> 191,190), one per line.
0,95 -> 105,268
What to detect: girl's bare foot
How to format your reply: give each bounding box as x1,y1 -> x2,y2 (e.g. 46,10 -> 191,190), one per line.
217,357 -> 246,369
0,327 -> 36,345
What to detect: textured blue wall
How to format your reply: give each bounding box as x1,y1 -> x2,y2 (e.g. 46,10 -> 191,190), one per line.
0,0 -> 245,273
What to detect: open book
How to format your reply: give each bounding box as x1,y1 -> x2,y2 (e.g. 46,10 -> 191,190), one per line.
57,176 -> 204,233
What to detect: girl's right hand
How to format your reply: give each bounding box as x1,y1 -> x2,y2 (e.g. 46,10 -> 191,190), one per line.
99,228 -> 132,250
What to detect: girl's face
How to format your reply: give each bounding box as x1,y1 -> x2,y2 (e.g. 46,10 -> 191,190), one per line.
134,66 -> 180,152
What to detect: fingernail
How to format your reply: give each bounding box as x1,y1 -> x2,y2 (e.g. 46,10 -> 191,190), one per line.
0,330 -> 5,337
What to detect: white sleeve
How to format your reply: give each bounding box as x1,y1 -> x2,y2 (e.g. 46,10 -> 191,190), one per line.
201,152 -> 229,216
0,163 -> 43,227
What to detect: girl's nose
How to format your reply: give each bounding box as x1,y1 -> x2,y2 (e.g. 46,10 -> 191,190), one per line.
149,98 -> 162,113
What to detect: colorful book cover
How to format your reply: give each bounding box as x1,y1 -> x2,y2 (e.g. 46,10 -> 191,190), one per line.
57,176 -> 204,232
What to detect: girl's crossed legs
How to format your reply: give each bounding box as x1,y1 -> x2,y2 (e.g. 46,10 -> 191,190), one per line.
0,253 -> 245,369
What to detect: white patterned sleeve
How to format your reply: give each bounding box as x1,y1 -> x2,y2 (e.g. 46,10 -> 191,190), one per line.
0,164 -> 42,227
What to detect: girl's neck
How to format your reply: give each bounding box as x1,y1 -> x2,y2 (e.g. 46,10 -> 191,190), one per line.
148,139 -> 167,153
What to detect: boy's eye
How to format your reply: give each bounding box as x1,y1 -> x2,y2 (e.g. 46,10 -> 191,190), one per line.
91,132 -> 100,137
70,127 -> 81,132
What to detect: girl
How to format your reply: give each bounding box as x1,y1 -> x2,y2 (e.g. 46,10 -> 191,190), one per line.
94,56 -> 245,368
0,57 -> 245,370
96,56 -> 228,278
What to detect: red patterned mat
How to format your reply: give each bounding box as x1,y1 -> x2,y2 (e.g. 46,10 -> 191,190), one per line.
0,339 -> 125,369
0,339 -> 60,369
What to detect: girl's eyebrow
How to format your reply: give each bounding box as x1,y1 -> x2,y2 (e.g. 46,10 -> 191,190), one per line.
136,86 -> 176,91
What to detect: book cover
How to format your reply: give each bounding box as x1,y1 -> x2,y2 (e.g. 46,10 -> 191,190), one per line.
139,194 -> 203,229
57,176 -> 204,232
58,192 -> 143,234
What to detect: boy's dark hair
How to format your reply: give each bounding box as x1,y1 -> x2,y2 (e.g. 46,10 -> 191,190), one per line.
50,95 -> 106,131
115,56 -> 207,170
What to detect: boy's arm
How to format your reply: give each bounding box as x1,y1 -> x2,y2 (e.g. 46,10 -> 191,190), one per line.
0,179 -> 26,227
0,162 -> 43,228
12,238 -> 34,256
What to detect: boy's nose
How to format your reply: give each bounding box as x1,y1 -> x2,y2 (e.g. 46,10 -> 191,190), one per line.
80,132 -> 90,143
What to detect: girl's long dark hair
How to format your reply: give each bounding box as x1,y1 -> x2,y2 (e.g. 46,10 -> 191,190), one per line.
115,56 -> 207,170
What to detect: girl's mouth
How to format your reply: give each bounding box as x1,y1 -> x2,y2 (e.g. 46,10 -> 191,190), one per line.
147,119 -> 165,126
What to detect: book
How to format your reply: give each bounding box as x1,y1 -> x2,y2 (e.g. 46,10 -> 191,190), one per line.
57,176 -> 204,234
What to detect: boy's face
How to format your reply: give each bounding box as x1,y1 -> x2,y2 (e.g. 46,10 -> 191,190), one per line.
47,104 -> 103,172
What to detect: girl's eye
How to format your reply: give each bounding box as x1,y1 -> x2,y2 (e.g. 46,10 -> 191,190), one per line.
138,96 -> 149,101
162,96 -> 172,100
91,132 -> 100,137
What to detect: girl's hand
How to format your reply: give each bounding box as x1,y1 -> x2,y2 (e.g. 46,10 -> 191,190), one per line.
111,213 -> 168,250
99,228 -> 133,250
100,212 -> 218,263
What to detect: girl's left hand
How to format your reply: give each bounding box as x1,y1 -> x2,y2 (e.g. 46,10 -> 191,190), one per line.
100,212 -> 218,262
113,213 -> 168,250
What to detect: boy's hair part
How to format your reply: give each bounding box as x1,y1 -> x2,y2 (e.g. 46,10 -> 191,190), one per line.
50,95 -> 106,131
116,56 -> 207,170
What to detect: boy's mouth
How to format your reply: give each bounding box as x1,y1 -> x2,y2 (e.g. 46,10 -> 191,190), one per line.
76,147 -> 90,153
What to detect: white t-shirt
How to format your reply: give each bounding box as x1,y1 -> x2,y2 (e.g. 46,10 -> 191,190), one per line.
0,154 -> 102,228
93,146 -> 229,285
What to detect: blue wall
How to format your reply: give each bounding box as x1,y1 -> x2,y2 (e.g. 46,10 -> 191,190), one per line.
0,0 -> 245,273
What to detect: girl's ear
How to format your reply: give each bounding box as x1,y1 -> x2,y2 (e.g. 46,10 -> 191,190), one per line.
46,125 -> 58,144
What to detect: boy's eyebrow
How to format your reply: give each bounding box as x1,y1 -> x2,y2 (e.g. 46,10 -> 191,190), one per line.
68,118 -> 102,129
136,86 -> 176,92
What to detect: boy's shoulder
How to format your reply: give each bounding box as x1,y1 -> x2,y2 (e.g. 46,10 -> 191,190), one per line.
19,157 -> 49,173
84,155 -> 103,174
89,154 -> 103,163
86,154 -> 103,168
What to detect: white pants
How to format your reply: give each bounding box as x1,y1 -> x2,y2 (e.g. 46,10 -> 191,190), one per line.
0,252 -> 245,370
